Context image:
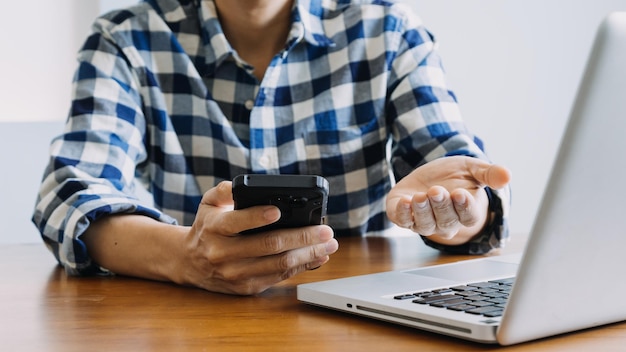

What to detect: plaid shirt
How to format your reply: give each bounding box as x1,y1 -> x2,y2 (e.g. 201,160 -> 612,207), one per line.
33,0 -> 510,275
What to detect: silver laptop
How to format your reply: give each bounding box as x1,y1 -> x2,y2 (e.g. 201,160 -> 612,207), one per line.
297,12 -> 626,345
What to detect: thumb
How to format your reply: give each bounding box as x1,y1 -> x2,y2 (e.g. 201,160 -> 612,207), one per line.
469,160 -> 511,189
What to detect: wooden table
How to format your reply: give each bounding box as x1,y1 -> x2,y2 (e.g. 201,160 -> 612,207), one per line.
2,233 -> 625,351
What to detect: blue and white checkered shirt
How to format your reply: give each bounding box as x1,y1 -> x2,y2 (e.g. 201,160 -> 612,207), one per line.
33,0 -> 510,275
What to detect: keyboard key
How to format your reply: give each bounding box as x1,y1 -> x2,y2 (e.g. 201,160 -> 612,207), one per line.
468,282 -> 500,289
469,300 -> 495,307
487,297 -> 508,305
450,285 -> 478,292
447,304 -> 478,311
476,288 -> 498,294
465,306 -> 504,315
483,309 -> 504,317
455,291 -> 481,297
412,294 -> 459,304
394,294 -> 416,300
430,298 -> 472,308
485,292 -> 508,299
466,295 -> 490,301
490,278 -> 515,285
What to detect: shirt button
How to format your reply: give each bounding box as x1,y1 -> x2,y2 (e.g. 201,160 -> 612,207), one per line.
244,99 -> 255,110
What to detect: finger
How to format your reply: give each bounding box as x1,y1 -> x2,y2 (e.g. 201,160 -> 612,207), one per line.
267,237 -> 338,275
251,240 -> 335,279
427,186 -> 460,238
193,181 -> 263,238
467,160 -> 511,189
224,205 -> 282,235
451,189 -> 480,228
220,254 -> 332,295
228,225 -> 335,259
200,180 -> 235,207
213,237 -> 338,294
389,196 -> 414,228
410,193 -> 437,235
199,226 -> 336,282
256,225 -> 335,256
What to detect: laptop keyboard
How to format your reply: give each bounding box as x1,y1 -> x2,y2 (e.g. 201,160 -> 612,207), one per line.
393,277 -> 515,318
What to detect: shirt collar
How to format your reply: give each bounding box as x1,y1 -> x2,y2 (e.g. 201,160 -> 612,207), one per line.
293,0 -> 336,47
197,0 -> 234,72
194,0 -> 335,74
147,0 -> 194,22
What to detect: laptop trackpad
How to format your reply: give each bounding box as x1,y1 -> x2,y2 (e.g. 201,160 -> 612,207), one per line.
404,259 -> 519,282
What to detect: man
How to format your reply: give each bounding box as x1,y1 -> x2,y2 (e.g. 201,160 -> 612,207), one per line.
33,0 -> 511,295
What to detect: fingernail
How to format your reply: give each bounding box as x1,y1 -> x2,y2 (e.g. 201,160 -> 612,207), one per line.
431,193 -> 444,203
263,207 -> 280,221
453,193 -> 466,206
318,226 -> 334,241
413,199 -> 428,209
325,239 -> 339,254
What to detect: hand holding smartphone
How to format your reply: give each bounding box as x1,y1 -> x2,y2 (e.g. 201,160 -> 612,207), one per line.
232,174 -> 329,234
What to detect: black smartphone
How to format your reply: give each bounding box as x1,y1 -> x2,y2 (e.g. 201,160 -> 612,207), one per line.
232,174 -> 329,234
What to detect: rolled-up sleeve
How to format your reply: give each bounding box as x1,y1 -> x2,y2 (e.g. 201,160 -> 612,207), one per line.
32,27 -> 176,275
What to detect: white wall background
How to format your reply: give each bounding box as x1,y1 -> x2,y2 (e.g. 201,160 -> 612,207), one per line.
1,0 -> 625,244
0,1 -> 101,244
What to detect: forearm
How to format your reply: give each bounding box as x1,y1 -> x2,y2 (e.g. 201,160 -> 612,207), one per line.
82,214 -> 189,284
